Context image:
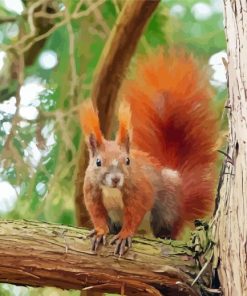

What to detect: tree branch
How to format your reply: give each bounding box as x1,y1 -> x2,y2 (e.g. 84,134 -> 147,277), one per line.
92,0 -> 160,137
0,0 -> 58,104
0,220 -> 202,296
0,16 -> 17,24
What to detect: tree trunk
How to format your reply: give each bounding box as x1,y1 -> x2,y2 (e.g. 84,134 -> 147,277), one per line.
0,220 -> 207,296
212,1 -> 247,295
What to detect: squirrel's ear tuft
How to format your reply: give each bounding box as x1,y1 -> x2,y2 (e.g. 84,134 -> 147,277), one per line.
79,101 -> 103,155
116,101 -> 132,153
88,133 -> 99,156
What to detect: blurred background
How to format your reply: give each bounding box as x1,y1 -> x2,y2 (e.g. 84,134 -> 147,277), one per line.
0,0 -> 226,295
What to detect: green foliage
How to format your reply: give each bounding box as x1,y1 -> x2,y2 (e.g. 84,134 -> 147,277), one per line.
0,285 -> 12,296
166,0 -> 225,56
0,286 -> 80,296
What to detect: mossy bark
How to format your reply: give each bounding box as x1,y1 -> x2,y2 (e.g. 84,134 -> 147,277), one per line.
0,220 -> 207,296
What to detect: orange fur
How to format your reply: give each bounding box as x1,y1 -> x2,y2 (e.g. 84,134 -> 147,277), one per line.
81,50 -> 218,250
79,101 -> 103,145
121,49 -> 218,226
116,102 -> 132,146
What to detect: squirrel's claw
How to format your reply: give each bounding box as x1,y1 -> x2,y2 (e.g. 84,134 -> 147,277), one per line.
110,235 -> 132,257
91,234 -> 107,251
88,230 -> 107,252
87,229 -> 96,238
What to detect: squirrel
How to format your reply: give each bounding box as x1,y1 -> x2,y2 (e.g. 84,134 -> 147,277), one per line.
80,50 -> 218,256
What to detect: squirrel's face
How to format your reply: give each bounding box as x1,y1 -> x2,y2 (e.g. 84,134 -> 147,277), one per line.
87,134 -> 131,189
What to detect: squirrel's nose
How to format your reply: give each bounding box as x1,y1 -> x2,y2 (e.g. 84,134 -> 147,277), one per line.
111,176 -> 120,186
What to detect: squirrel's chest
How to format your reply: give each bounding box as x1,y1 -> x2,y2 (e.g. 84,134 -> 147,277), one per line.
100,186 -> 153,235
101,186 -> 124,222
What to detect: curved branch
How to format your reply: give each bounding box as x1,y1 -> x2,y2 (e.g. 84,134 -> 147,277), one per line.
92,0 -> 160,137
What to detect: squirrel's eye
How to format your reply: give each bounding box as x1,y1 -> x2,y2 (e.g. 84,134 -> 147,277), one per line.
125,157 -> 130,165
96,158 -> 101,167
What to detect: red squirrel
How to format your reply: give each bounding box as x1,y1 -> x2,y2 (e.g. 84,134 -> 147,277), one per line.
80,50 -> 218,256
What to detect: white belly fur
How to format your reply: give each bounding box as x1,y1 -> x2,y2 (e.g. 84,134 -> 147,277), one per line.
101,185 -> 153,236
101,186 -> 123,223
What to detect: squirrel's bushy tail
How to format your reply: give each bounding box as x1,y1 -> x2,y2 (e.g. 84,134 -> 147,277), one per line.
121,50 -> 218,225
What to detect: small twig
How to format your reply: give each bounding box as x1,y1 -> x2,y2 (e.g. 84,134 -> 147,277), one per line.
74,0 -> 85,15
83,283 -> 120,291
65,4 -> 78,102
4,0 -> 106,54
86,0 -> 110,35
24,0 -> 105,53
176,281 -> 199,296
200,284 -> 222,294
27,0 -> 48,35
72,0 -> 106,19
5,0 -> 49,52
53,111 -> 76,155
112,0 -> 121,14
217,149 -> 233,164
34,11 -> 64,19
88,25 -> 107,39
22,19 -> 67,52
192,252 -> 213,286
0,16 -> 18,24
3,50 -> 24,152
40,103 -> 86,119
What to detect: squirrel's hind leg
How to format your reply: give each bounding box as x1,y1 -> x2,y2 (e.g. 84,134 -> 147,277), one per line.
150,168 -> 182,239
150,200 -> 173,239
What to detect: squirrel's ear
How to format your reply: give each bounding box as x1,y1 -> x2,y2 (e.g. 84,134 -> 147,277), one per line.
116,101 -> 132,153
79,101 -> 103,156
88,133 -> 100,156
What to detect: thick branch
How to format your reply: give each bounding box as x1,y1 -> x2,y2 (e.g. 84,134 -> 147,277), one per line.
92,0 -> 160,137
75,0 -> 160,226
0,220 -> 201,296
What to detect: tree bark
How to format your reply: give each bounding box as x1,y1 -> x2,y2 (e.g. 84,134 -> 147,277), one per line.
0,220 -> 204,296
212,1 -> 247,295
75,0 -> 160,227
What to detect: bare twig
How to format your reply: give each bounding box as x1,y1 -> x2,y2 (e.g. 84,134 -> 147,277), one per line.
72,0 -> 106,19
2,0 -> 106,54
27,0 -> 49,35
191,251 -> 213,286
2,50 -> 24,153
85,0 -> 110,35
65,4 -> 78,102
34,10 -> 64,19
0,16 -> 18,24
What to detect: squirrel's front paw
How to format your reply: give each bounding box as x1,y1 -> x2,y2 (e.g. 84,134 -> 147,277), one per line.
110,233 -> 132,256
87,229 -> 108,252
